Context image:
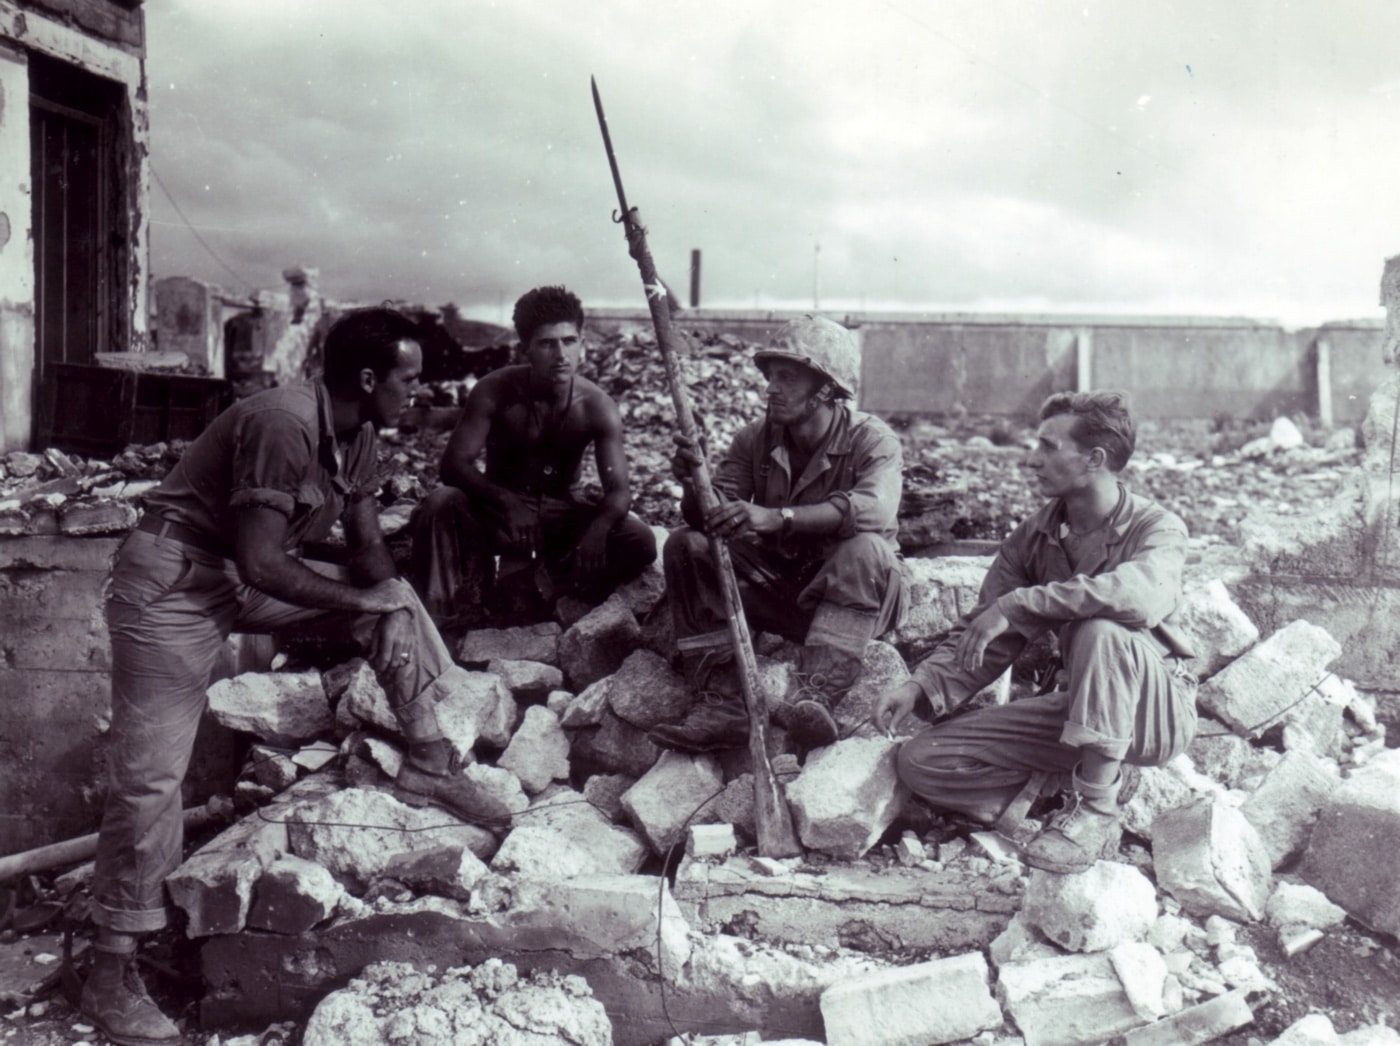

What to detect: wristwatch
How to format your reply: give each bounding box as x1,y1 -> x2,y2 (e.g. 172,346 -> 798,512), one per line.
779,507 -> 796,537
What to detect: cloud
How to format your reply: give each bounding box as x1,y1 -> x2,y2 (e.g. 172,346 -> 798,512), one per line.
145,0 -> 1400,326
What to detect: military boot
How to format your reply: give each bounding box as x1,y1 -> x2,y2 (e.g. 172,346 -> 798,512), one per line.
648,651 -> 750,753
774,646 -> 863,752
80,950 -> 182,1046
395,750 -> 520,826
1021,767 -> 1123,874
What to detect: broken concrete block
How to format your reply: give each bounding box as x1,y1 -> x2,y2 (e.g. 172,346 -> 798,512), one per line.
248,745 -> 299,792
819,951 -> 1002,1046
892,555 -> 992,651
1109,940 -> 1169,1021
167,811 -> 289,938
207,670 -> 333,745
1300,748 -> 1400,936
1115,987 -> 1252,1045
997,952 -> 1143,1046
1175,578 -> 1260,680
560,671 -> 612,728
894,831 -> 926,867
559,596 -> 641,689
611,546 -> 668,619
687,824 -> 737,859
1266,880 -> 1347,932
497,705 -> 570,794
485,657 -> 563,703
787,736 -> 906,860
621,751 -> 725,855
247,854 -> 344,934
1024,861 -> 1158,953
328,658 -> 397,734
1122,756 -> 1218,840
571,708 -> 664,778
546,688 -> 572,717
380,843 -> 490,902
1152,798 -> 1272,922
1339,1024 -> 1400,1045
581,773 -> 636,822
1281,674 -> 1350,759
434,667 -> 519,755
1240,749 -> 1341,868
989,911 -> 1059,967
292,740 -> 337,772
457,621 -> 561,665
301,958 -> 612,1046
286,788 -> 497,890
597,648 -> 693,731
704,773 -> 757,842
59,498 -> 139,536
1197,620 -> 1342,738
499,874 -> 693,976
1271,1013 -> 1340,1046
490,791 -> 647,877
1187,726 -> 1278,791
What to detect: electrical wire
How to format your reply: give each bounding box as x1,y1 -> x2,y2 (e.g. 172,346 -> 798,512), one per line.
150,164 -> 258,296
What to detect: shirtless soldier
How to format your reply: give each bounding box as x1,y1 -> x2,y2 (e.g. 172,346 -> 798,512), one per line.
412,286 -> 656,625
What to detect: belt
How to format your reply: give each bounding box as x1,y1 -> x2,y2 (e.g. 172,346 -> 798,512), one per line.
136,514 -> 233,560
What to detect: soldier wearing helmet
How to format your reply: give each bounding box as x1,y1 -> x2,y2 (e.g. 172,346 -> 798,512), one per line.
650,315 -> 908,755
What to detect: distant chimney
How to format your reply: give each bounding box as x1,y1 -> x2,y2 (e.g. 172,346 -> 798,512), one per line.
690,249 -> 701,309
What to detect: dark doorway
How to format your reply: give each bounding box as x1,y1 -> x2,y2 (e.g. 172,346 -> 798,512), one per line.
28,52 -> 130,448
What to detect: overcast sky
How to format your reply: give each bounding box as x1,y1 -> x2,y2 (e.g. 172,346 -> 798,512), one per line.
145,0 -> 1400,328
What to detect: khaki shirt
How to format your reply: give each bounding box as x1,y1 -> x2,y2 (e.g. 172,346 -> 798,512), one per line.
912,484 -> 1195,714
142,382 -> 378,553
714,405 -> 903,558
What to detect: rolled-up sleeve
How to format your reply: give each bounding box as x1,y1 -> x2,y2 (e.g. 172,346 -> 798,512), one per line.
228,408 -> 316,518
828,424 -> 903,538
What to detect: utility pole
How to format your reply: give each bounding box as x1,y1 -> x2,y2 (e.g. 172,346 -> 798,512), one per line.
813,241 -> 821,310
690,249 -> 701,309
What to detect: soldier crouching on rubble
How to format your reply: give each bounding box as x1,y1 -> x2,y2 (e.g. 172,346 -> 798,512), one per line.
86,308 -> 506,1046
410,285 -> 656,628
649,315 -> 908,755
874,390 -> 1199,874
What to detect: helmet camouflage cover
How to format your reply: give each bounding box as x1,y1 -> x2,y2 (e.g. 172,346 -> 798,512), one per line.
752,315 -> 859,401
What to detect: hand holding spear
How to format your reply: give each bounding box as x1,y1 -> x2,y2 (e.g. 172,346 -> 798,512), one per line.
591,76 -> 801,857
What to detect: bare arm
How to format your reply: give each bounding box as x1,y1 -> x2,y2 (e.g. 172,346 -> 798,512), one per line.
440,376 -> 505,501
234,505 -> 413,615
590,396 -> 633,526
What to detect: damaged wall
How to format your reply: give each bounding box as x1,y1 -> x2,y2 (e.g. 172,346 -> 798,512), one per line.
0,0 -> 151,453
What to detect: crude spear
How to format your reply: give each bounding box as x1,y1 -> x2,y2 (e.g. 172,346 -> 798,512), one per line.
591,76 -> 801,857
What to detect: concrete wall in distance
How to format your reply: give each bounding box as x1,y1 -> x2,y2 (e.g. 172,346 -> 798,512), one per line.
589,308 -> 1387,424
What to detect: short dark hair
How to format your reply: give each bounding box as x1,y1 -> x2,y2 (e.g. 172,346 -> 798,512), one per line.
513,286 -> 584,346
1039,390 -> 1137,471
322,308 -> 423,392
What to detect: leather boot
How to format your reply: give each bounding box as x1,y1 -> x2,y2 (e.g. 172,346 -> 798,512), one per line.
774,646 -> 862,752
1021,766 -> 1123,874
81,950 -> 182,1046
648,651 -> 750,753
394,751 -> 519,825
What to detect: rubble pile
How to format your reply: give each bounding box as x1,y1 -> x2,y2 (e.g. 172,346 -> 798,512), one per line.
94,540 -> 1395,1045
0,326 -> 1364,554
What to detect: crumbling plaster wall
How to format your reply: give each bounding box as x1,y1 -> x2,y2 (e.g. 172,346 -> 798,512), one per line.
0,0 -> 151,453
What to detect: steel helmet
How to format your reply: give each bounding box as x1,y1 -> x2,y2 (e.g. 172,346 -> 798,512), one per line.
752,315 -> 859,400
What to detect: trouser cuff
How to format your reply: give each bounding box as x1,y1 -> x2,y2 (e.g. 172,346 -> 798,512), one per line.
92,899 -> 168,935
393,685 -> 445,744
805,603 -> 878,659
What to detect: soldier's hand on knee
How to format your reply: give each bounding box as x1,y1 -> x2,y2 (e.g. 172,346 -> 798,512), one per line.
358,577 -> 416,616
368,607 -> 415,678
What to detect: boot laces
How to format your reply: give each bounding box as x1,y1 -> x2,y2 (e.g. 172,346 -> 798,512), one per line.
1046,791 -> 1088,833
792,670 -> 851,709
